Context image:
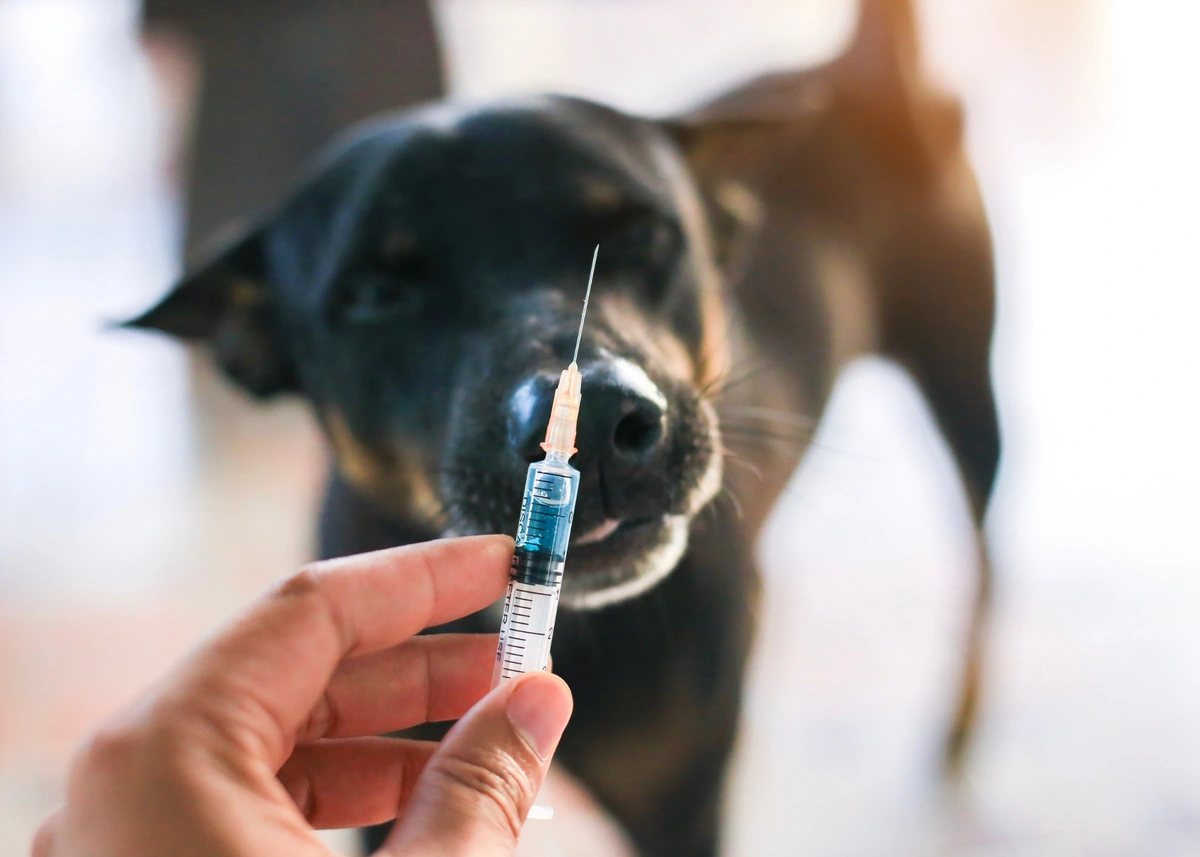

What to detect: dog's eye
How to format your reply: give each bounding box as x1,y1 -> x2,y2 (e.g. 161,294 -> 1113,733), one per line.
339,274 -> 424,324
598,206 -> 681,263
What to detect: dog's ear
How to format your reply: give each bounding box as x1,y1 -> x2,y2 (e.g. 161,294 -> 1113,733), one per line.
122,228 -> 299,398
663,0 -> 961,283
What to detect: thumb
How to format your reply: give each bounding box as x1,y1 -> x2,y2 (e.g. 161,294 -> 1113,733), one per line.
382,672 -> 573,856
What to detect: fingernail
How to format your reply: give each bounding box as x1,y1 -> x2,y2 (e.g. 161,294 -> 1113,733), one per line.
506,675 -> 572,760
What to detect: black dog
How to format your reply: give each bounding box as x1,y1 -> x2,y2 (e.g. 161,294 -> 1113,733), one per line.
126,2 -> 999,854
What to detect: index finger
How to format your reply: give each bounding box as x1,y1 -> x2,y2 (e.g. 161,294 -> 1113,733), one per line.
170,535 -> 513,766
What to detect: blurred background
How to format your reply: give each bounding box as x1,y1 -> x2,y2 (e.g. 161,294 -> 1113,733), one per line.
2,0 -> 1199,854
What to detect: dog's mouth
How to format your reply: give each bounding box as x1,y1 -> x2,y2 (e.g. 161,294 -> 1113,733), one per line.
555,513 -> 693,609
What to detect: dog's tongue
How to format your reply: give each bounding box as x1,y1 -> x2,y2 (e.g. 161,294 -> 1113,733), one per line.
573,519 -> 621,546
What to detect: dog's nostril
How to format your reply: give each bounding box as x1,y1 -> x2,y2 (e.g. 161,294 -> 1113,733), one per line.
612,407 -> 664,456
578,360 -> 669,464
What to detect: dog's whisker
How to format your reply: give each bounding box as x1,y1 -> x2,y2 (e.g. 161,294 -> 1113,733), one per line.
717,405 -> 815,430
705,360 -> 781,398
719,423 -> 814,444
695,310 -> 743,392
721,448 -> 764,481
720,485 -> 745,522
723,430 -> 870,465
697,353 -> 760,397
699,359 -> 754,397
719,413 -> 816,432
721,432 -> 808,456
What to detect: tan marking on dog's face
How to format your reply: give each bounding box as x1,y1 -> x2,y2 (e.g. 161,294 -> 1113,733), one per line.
323,408 -> 445,524
578,176 -> 625,213
695,280 -> 730,391
228,276 -> 266,308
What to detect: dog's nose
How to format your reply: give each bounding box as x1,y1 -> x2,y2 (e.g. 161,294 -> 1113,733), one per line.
506,360 -> 667,465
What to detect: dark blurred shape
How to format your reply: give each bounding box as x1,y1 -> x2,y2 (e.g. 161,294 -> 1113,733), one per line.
143,0 -> 444,260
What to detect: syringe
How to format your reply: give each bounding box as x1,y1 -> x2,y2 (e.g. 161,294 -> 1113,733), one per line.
493,249 -> 596,822
493,245 -> 597,693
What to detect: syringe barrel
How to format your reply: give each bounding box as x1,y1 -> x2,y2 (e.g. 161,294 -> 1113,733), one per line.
493,453 -> 579,686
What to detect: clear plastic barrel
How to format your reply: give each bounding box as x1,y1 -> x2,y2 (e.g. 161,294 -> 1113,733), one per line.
493,451 -> 579,686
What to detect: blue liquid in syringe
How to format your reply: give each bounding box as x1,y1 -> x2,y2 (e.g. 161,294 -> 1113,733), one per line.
493,450 -> 579,685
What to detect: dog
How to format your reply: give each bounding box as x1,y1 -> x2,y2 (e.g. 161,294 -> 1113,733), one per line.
125,1 -> 1000,854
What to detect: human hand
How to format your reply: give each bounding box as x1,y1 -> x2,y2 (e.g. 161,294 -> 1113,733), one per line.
33,535 -> 573,857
